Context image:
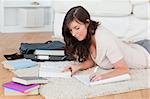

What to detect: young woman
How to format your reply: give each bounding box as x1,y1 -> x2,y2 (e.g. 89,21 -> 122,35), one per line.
62,6 -> 150,82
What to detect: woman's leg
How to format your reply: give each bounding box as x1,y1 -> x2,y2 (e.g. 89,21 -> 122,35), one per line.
135,39 -> 150,54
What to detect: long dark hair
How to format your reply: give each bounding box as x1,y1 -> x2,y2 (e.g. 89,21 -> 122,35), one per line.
62,6 -> 99,62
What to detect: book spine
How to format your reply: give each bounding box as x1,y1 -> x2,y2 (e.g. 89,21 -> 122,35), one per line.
34,50 -> 64,56
4,88 -> 39,96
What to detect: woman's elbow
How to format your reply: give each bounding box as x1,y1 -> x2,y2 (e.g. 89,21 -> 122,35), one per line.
119,66 -> 130,74
113,59 -> 130,74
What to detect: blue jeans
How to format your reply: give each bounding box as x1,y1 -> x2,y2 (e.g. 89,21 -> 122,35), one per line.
135,39 -> 150,54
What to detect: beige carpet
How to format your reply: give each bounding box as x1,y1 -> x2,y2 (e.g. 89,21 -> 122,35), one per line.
9,62 -> 150,99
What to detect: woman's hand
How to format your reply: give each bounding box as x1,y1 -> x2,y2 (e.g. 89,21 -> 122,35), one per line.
89,72 -> 102,82
63,64 -> 82,75
90,59 -> 130,82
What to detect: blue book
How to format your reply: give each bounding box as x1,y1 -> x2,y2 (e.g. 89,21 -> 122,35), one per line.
2,59 -> 37,70
4,88 -> 39,96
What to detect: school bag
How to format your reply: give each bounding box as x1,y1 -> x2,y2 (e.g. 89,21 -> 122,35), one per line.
4,40 -> 69,61
19,40 -> 65,55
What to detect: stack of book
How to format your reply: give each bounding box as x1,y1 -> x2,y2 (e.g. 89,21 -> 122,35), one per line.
33,40 -> 65,61
2,76 -> 48,96
2,59 -> 37,70
34,49 -> 65,60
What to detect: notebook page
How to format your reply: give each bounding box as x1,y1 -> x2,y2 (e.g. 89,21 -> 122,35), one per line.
74,73 -> 131,86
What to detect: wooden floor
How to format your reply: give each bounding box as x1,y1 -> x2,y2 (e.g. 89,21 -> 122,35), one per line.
0,32 -> 149,99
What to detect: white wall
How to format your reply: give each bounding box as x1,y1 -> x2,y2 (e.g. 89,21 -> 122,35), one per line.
0,0 -> 2,32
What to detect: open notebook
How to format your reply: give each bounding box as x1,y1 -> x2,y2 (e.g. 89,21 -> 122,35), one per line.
39,62 -> 72,78
74,73 -> 131,86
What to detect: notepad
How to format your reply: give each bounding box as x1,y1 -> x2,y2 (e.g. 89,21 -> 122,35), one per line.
39,65 -> 71,78
74,73 -> 131,86
2,59 -> 37,70
39,62 -> 72,78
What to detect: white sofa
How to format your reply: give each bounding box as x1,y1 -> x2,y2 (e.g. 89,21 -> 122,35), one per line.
52,0 -> 150,41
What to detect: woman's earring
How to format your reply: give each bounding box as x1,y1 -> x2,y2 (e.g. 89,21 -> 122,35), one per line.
72,33 -> 75,36
86,19 -> 90,23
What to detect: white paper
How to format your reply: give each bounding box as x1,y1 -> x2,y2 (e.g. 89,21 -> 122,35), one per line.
39,62 -> 72,78
74,73 -> 131,86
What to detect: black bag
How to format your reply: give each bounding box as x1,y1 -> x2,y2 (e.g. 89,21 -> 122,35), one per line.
20,40 -> 65,55
4,53 -> 24,60
4,40 -> 74,61
19,40 -> 72,61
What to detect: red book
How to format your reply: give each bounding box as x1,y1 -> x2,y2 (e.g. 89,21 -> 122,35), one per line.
2,81 -> 40,93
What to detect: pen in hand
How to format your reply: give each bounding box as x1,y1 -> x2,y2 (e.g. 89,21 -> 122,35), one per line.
93,66 -> 99,73
90,66 -> 99,82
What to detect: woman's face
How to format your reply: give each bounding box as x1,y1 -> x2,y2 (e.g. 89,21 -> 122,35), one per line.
68,20 -> 89,41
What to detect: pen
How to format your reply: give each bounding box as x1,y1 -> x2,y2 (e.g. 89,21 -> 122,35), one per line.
93,66 -> 99,73
90,66 -> 99,82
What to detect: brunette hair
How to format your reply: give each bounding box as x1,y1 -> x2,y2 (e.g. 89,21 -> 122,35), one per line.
62,6 -> 99,62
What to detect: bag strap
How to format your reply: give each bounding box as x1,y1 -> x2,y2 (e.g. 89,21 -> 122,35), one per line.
45,40 -> 52,44
4,53 -> 23,60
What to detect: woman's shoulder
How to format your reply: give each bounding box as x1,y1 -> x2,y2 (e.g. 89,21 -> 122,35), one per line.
95,25 -> 117,41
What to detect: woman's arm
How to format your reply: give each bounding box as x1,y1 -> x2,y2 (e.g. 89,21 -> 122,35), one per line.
90,58 -> 130,81
63,55 -> 95,75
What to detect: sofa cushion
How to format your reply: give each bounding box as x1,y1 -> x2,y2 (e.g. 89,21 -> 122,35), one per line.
84,0 -> 132,17
52,0 -> 84,13
53,12 -> 65,38
130,0 -> 149,5
52,0 -> 132,17
133,3 -> 150,19
53,12 -> 148,41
